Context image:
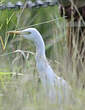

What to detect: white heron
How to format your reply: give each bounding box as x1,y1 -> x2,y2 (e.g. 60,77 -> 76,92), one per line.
8,28 -> 76,105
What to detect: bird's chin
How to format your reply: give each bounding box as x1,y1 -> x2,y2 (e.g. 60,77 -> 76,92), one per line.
23,34 -> 33,41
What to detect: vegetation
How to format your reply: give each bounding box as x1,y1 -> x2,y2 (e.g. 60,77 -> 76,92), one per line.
0,0 -> 85,109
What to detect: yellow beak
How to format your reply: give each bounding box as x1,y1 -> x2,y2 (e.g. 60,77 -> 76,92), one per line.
7,30 -> 21,35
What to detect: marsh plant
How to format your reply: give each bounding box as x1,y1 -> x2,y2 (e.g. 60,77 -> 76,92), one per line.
0,0 -> 85,110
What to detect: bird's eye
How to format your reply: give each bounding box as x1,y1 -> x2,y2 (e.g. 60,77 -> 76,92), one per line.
27,32 -> 31,34
23,31 -> 31,35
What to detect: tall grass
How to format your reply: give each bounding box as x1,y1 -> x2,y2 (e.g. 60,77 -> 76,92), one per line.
0,1 -> 85,110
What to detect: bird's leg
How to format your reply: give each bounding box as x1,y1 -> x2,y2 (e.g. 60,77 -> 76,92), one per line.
0,36 -> 5,50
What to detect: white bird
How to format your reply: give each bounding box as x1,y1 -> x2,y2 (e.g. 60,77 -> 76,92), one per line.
8,28 -> 76,105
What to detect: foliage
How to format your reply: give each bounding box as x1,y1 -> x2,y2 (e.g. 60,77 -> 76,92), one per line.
0,0 -> 85,110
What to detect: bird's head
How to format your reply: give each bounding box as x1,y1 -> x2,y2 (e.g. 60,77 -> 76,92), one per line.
7,28 -> 39,41
8,28 -> 45,56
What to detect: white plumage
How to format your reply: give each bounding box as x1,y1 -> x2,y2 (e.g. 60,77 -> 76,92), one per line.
8,28 -> 76,105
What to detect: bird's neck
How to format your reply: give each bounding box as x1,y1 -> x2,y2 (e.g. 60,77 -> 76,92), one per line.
36,47 -> 45,58
34,33 -> 46,57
